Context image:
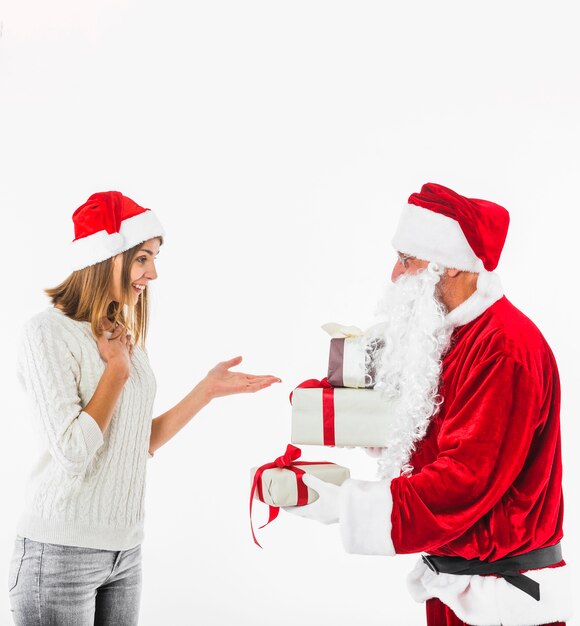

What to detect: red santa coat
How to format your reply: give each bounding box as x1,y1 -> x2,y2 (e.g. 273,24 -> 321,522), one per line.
393,294 -> 563,558
339,286 -> 573,626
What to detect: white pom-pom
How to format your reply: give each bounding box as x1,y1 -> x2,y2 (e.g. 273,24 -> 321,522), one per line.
105,232 -> 125,253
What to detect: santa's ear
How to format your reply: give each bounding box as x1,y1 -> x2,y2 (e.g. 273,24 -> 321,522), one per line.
445,268 -> 461,278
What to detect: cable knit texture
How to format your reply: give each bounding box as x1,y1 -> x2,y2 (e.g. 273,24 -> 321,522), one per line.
15,306 -> 157,550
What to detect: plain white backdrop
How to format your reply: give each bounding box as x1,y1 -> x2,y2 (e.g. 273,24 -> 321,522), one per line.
1,1 -> 579,624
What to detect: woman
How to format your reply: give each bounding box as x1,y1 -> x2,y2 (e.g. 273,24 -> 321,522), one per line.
7,191 -> 280,625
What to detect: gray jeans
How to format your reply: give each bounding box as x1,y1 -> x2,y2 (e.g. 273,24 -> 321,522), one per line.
7,536 -> 142,625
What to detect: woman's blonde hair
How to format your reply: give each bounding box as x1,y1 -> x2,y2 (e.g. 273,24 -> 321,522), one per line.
45,237 -> 163,348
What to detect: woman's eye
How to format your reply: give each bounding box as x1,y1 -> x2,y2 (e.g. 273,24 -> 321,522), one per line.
137,257 -> 147,263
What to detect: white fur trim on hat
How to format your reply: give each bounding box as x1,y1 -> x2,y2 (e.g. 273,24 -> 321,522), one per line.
69,210 -> 165,272
407,558 -> 574,626
392,204 -> 485,272
339,478 -> 395,555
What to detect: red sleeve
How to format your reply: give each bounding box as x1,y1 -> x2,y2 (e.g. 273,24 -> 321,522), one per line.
390,355 -> 542,554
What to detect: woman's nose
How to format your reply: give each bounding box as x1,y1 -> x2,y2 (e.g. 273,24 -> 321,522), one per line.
146,264 -> 158,280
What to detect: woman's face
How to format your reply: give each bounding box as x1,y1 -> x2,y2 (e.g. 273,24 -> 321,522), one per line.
110,237 -> 161,305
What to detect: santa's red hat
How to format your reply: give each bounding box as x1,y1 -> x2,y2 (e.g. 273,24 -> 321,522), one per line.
392,183 -> 510,272
69,191 -> 165,271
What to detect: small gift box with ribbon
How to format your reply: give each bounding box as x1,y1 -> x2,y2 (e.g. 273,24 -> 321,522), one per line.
290,378 -> 394,447
250,444 -> 350,547
322,322 -> 383,389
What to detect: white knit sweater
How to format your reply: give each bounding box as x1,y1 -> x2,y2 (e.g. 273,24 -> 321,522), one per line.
15,306 -> 157,550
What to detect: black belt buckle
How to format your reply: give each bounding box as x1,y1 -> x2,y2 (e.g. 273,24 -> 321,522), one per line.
422,554 -> 440,575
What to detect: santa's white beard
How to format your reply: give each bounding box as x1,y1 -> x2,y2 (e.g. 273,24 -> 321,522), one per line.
366,264 -> 453,479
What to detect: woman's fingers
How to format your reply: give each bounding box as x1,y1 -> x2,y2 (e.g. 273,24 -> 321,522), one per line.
107,324 -> 132,352
244,381 -> 274,393
243,376 -> 281,391
107,324 -> 125,340
207,355 -> 281,397
244,374 -> 281,382
217,357 -> 280,382
221,356 -> 243,369
240,373 -> 281,383
99,318 -> 130,339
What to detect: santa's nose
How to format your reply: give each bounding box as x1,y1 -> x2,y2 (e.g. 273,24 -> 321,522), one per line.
391,260 -> 406,283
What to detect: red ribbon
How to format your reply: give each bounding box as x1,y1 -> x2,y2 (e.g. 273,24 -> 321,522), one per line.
290,378 -> 336,446
250,444 -> 331,548
322,387 -> 335,446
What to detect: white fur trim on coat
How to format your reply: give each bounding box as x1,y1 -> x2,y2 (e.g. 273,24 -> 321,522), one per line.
392,204 -> 486,272
339,479 -> 395,555
69,210 -> 165,272
408,558 -> 574,626
444,272 -> 504,328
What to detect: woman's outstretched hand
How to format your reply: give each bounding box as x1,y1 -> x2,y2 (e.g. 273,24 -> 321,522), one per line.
200,356 -> 281,401
148,357 -> 281,456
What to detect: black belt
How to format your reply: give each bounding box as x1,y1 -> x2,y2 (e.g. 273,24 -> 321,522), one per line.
421,543 -> 562,601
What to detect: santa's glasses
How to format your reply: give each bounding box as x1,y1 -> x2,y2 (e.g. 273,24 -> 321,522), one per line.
397,252 -> 416,269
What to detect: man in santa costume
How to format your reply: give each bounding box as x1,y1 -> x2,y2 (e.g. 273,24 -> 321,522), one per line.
286,183 -> 572,626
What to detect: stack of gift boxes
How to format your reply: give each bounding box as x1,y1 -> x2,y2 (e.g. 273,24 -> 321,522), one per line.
250,324 -> 391,546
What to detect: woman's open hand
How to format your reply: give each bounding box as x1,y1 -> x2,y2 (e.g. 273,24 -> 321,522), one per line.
200,356 -> 281,402
148,357 -> 282,455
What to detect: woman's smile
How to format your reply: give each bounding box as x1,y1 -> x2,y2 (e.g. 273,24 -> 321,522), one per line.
131,282 -> 146,296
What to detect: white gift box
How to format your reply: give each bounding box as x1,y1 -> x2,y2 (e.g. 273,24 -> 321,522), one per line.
250,462 -> 350,507
291,386 -> 394,447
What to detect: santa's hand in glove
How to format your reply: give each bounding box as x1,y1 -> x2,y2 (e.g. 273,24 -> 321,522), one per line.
283,474 -> 340,525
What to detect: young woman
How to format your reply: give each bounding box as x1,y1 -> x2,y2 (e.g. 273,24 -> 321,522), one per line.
7,191 -> 280,625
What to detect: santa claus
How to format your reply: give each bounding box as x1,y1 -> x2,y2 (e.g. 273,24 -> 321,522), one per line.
286,183 -> 572,626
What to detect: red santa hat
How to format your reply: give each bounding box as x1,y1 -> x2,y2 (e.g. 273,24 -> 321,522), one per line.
392,183 -> 510,272
69,191 -> 165,271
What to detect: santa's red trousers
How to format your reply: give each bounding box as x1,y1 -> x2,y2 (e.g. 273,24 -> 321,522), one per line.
426,598 -> 565,625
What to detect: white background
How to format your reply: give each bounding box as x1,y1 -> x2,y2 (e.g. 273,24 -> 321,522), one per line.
1,1 -> 579,624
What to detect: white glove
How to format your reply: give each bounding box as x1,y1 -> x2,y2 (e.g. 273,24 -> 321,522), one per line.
283,474 -> 340,525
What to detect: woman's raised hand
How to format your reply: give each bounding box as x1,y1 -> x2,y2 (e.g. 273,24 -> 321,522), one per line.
200,356 -> 281,401
96,318 -> 133,375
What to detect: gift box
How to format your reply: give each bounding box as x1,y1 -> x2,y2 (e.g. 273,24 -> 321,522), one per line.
249,444 -> 350,547
327,337 -> 375,388
251,461 -> 350,507
323,322 -> 383,389
291,379 -> 394,447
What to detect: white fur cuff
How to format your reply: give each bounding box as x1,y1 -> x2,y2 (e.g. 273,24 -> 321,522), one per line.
339,479 -> 395,555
